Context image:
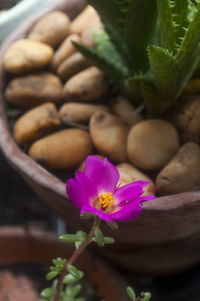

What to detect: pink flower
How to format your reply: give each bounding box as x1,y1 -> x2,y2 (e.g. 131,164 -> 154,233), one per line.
66,156 -> 155,223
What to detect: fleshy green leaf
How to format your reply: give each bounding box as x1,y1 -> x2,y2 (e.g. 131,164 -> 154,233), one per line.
156,0 -> 176,53
104,236 -> 115,244
94,226 -> 104,247
71,284 -> 82,297
87,0 -> 132,37
106,221 -> 119,230
171,0 -> 189,43
63,271 -> 84,284
73,41 -> 128,86
126,286 -> 136,300
67,265 -> 80,279
46,270 -> 59,280
148,45 -> 179,100
176,2 -> 200,88
40,288 -> 55,299
142,292 -> 151,301
59,234 -> 78,243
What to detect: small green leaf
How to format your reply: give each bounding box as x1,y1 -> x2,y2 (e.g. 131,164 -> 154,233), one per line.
64,271 -> 84,284
94,226 -> 104,247
106,221 -> 118,230
46,270 -> 59,280
104,236 -> 115,244
71,284 -> 82,297
67,265 -> 80,279
126,286 -> 136,300
75,241 -> 82,250
76,231 -> 87,240
142,292 -> 151,301
80,212 -> 94,220
59,234 -> 78,243
40,288 -> 55,299
65,286 -> 74,297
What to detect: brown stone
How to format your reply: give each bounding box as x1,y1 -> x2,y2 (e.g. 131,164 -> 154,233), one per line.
90,111 -> 128,162
5,72 -> 63,107
156,142 -> 200,195
127,119 -> 180,170
3,39 -> 53,74
173,97 -> 200,143
28,11 -> 70,47
63,67 -> 109,101
14,103 -> 61,145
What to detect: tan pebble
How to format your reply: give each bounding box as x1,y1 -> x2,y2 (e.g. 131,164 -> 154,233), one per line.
111,96 -> 143,127
59,102 -> 109,125
184,79 -> 200,93
27,11 -> 70,47
156,143 -> 200,195
78,155 -> 105,172
29,129 -> 94,169
14,103 -> 60,145
70,6 -> 99,34
173,97 -> 200,143
3,39 -> 53,74
51,34 -> 81,71
117,163 -> 155,196
5,72 -> 63,107
127,119 -> 180,170
57,53 -> 91,80
63,67 -> 109,101
90,111 -> 128,162
81,18 -> 103,48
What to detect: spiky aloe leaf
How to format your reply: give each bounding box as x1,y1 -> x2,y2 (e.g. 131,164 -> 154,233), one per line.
125,74 -> 147,102
148,45 -> 179,101
123,0 -> 157,72
73,37 -> 130,93
93,31 -> 130,77
87,0 -> 157,72
172,0 -> 189,43
103,21 -> 135,73
175,2 -> 200,90
87,0 -> 133,37
156,0 -> 176,53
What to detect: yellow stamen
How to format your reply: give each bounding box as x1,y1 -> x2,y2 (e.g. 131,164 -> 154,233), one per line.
99,192 -> 114,210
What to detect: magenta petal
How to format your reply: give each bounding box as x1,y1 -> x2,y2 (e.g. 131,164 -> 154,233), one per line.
81,205 -> 114,222
110,200 -> 142,221
113,181 -> 149,204
66,170 -> 97,208
84,156 -> 119,193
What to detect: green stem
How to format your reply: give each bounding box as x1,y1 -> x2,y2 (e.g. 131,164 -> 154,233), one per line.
53,217 -> 101,301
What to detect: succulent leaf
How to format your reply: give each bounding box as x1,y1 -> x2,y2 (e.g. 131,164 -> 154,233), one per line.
124,0 -> 157,72
175,3 -> 200,90
156,0 -> 176,53
171,0 -> 189,42
148,45 -> 179,100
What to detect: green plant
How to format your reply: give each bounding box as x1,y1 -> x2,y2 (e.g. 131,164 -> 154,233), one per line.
74,0 -> 200,117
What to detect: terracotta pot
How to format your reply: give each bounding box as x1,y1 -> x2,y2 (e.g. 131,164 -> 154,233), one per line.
1,0 -> 200,276
0,225 -> 128,301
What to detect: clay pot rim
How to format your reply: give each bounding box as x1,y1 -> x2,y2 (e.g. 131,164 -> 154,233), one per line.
0,0 -> 200,214
0,225 -> 128,301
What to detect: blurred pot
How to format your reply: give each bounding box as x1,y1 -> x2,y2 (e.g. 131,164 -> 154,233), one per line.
1,0 -> 200,276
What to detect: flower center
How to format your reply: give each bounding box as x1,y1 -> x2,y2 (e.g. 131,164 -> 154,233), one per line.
99,192 -> 114,209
